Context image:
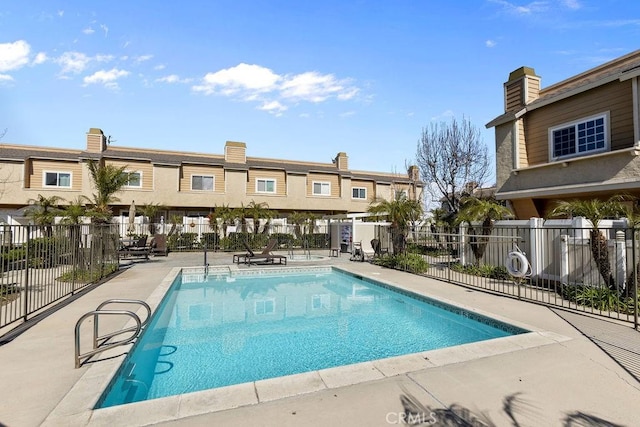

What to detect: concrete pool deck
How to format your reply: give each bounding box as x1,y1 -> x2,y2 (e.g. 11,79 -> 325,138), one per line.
1,251 -> 639,426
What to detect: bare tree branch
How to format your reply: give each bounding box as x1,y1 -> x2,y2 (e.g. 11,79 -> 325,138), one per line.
415,116 -> 490,216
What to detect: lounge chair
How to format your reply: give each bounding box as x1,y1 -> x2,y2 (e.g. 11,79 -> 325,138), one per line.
118,235 -> 150,259
150,234 -> 169,256
234,239 -> 286,265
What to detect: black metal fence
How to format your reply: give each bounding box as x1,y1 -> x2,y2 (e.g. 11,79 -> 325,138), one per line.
0,224 -> 120,330
375,223 -> 639,327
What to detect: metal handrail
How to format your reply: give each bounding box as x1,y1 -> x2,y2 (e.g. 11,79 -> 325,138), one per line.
74,298 -> 151,368
93,299 -> 151,347
75,310 -> 141,368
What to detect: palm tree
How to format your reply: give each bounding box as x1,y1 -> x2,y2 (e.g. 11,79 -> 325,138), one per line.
84,159 -> 131,223
140,203 -> 166,234
26,194 -> 65,237
288,211 -> 307,240
234,203 -> 249,234
246,200 -> 270,234
59,197 -> 88,269
549,196 -> 627,290
455,197 -> 513,265
368,193 -> 423,254
167,214 -> 183,237
215,204 -> 235,237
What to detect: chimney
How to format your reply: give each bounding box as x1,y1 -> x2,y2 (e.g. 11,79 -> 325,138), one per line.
86,128 -> 107,153
334,152 -> 348,171
504,66 -> 540,112
225,141 -> 246,164
407,165 -> 419,181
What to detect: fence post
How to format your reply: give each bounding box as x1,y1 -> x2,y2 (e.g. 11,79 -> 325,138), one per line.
22,224 -> 31,322
528,218 -> 544,281
459,224 -> 466,266
560,234 -> 569,285
615,230 -> 626,293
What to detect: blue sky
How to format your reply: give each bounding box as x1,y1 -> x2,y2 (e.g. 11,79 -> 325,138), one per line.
1,0 -> 639,186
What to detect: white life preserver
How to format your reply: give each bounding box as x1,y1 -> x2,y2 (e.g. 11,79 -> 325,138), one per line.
506,251 -> 529,278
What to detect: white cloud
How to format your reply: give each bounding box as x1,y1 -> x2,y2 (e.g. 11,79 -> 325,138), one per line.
154,64 -> 166,70
100,24 -> 109,36
562,0 -> 581,10
57,10 -> 64,17
431,110 -> 455,122
33,52 -> 48,65
489,0 -> 548,15
339,111 -> 356,118
134,54 -> 153,63
95,54 -> 114,62
0,40 -> 30,72
83,68 -> 129,89
57,51 -> 91,74
156,74 -> 191,84
193,63 -> 281,95
485,39 -> 497,48
0,74 -> 14,82
83,27 -> 95,35
192,63 -> 360,114
259,100 -> 287,116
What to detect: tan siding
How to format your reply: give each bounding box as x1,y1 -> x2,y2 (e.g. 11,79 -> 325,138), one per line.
29,159 -> 81,190
518,120 -> 528,168
106,160 -> 153,190
247,169 -> 286,195
308,173 -> 340,197
526,78 -> 540,103
179,165 -> 224,192
350,180 -> 374,202
525,80 -> 634,165
506,81 -> 523,111
226,146 -> 245,163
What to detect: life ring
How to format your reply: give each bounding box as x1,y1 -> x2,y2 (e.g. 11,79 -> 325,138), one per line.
506,251 -> 529,278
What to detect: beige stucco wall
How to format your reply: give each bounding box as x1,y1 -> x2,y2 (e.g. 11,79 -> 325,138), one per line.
494,122 -> 515,193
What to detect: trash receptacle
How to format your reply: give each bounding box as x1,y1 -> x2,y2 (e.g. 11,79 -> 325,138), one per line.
340,242 -> 348,253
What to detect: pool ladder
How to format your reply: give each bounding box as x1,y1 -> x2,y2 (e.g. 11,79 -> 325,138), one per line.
74,299 -> 151,368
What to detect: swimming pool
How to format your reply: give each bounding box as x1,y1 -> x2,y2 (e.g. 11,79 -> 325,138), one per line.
97,267 -> 527,408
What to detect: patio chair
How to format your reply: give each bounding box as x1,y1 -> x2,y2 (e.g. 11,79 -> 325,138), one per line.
150,234 -> 169,256
371,239 -> 389,258
118,235 -> 150,259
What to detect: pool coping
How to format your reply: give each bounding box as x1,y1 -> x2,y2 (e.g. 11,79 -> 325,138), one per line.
42,265 -> 571,426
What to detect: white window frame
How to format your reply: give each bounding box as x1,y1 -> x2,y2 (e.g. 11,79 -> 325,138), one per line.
352,187 -> 367,200
548,112 -> 610,161
254,298 -> 275,315
256,178 -> 276,194
43,171 -> 72,188
124,171 -> 142,188
313,181 -> 331,196
191,174 -> 215,191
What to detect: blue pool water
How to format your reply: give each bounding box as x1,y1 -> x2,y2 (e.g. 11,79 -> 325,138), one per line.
97,268 -> 526,408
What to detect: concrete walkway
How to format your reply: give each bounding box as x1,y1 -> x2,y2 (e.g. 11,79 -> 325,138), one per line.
0,251 -> 639,426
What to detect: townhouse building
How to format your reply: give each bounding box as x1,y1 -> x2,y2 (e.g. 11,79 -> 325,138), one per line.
486,50 -> 640,219
0,128 -> 422,223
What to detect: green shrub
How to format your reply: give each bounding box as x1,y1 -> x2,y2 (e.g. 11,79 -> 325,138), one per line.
201,233 -> 219,250
168,232 -> 198,251
560,285 -> 636,313
450,262 -> 510,280
373,252 -> 429,274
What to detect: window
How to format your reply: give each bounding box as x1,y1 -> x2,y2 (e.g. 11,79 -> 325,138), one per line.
313,181 -> 330,196
124,171 -> 142,188
44,171 -> 71,188
192,175 -> 214,191
550,113 -> 608,160
256,178 -> 276,193
312,294 -> 331,310
394,189 -> 408,199
255,298 -> 275,315
352,187 -> 367,199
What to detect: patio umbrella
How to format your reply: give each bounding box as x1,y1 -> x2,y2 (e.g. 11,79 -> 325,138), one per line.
128,200 -> 136,234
